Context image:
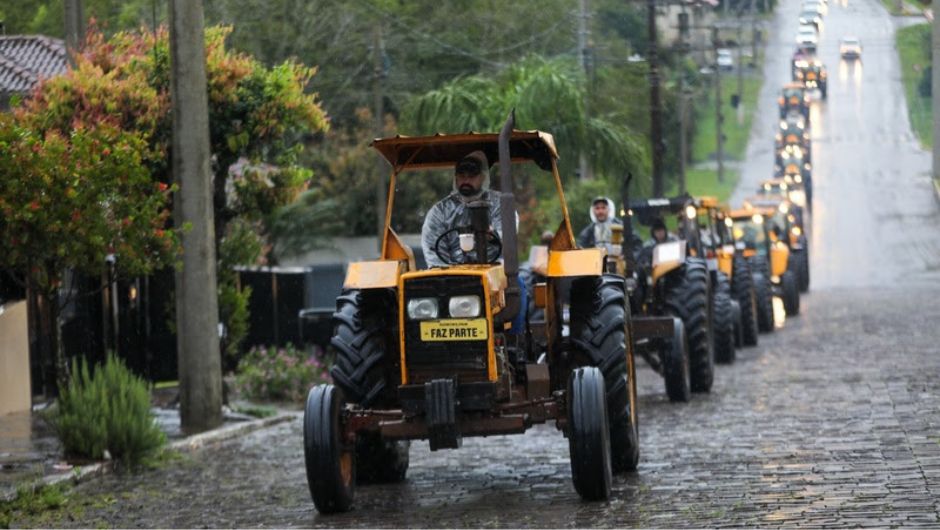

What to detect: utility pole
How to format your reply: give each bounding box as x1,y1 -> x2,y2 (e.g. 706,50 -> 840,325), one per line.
169,0 -> 223,433
736,17 -> 745,124
648,0 -> 665,196
373,23 -> 386,252
578,0 -> 592,180
713,25 -> 725,183
678,82 -> 688,194
63,0 -> 83,67
933,1 -> 940,183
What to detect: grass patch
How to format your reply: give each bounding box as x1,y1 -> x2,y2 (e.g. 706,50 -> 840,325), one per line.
232,404 -> 278,419
692,75 -> 763,164
669,168 -> 741,204
0,483 -> 72,529
896,23 -> 932,149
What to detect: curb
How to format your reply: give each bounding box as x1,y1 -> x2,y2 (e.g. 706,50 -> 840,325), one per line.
1,412 -> 296,503
934,178 -> 940,207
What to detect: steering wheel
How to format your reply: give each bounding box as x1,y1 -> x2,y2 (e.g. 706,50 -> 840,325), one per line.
433,227 -> 503,266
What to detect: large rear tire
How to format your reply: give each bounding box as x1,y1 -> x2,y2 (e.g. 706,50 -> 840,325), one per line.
304,385 -> 355,514
568,367 -> 612,501
664,258 -> 714,393
570,275 -> 638,473
731,254 -> 759,346
796,248 -> 810,293
329,290 -> 394,408
355,432 -> 409,484
782,270 -> 800,316
712,273 -> 736,364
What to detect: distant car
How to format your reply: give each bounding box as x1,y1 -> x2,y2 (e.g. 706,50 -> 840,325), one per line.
798,10 -> 823,29
796,26 -> 818,46
802,0 -> 827,16
840,36 -> 862,60
717,48 -> 734,71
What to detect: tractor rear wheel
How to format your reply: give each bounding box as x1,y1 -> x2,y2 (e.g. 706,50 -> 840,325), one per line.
567,367 -> 612,501
664,258 -> 714,393
750,258 -> 775,333
329,289 -> 394,408
796,248 -> 810,292
663,318 -> 691,403
731,254 -> 759,346
782,270 -> 801,316
570,275 -> 638,473
713,273 -> 736,364
355,432 -> 409,484
304,385 -> 355,514
731,300 -> 743,349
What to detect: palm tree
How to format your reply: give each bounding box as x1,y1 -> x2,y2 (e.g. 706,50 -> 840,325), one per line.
403,56 -> 650,190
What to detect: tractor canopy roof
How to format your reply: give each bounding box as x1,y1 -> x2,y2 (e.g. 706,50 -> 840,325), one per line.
371,130 -> 558,172
693,196 -> 720,209
628,195 -> 694,225
728,205 -> 776,220
782,83 -> 805,93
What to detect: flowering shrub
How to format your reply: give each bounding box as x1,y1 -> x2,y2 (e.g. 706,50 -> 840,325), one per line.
235,344 -> 331,403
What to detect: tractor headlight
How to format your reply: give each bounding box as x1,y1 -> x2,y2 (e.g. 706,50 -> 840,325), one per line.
448,295 -> 481,318
752,214 -> 764,224
407,298 -> 439,320
792,226 -> 802,236
779,203 -> 789,214
724,217 -> 733,228
685,205 -> 697,220
795,175 -> 803,183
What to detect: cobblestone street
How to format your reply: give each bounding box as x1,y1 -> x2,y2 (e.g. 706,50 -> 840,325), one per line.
7,0 -> 940,527
10,287 -> 940,528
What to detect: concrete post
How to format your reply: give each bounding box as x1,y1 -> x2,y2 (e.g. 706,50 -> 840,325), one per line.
169,0 -> 223,433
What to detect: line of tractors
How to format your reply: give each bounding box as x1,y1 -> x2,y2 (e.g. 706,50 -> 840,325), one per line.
301,106 -> 815,512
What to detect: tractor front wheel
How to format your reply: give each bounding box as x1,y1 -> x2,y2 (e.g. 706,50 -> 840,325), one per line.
713,273 -> 736,364
732,254 -> 759,346
568,367 -> 612,501
663,318 -> 691,403
329,290 -> 393,408
304,385 -> 355,514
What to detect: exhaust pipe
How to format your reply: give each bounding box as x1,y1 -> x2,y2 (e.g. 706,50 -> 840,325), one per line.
498,110 -> 520,322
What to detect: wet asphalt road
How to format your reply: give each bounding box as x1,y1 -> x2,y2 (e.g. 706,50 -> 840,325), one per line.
11,0 -> 940,528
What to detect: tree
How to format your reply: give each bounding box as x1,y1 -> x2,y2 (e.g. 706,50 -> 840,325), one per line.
0,117 -> 178,392
15,24 -> 329,364
405,56 -> 649,181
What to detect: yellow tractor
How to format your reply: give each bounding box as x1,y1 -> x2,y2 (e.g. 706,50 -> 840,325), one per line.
304,115 -> 639,512
727,206 -> 800,320
744,194 -> 810,293
694,197 -> 760,354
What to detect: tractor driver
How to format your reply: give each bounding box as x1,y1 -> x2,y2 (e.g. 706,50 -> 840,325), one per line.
421,150 -> 503,268
577,196 -> 622,248
644,217 -> 677,249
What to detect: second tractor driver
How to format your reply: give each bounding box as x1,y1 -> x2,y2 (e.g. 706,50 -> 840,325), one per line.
577,196 -> 622,248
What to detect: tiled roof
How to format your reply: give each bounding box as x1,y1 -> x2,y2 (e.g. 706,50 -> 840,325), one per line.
0,36 -> 67,95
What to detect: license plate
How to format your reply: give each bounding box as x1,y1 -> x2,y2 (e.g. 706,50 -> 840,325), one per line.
420,318 -> 489,341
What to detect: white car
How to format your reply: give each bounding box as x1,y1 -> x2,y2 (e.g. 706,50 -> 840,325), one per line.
798,10 -> 823,29
840,36 -> 862,59
796,26 -> 818,46
802,0 -> 827,16
716,49 -> 734,71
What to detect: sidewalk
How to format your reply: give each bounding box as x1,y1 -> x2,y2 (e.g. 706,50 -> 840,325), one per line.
0,399 -> 296,503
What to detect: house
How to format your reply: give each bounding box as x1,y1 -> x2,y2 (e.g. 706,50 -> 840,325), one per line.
0,34 -> 67,414
0,35 -> 67,110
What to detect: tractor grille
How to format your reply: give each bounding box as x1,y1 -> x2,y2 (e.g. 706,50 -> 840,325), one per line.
402,275 -> 490,384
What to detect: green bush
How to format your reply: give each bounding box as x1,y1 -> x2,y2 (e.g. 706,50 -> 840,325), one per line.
51,354 -> 165,466
235,344 -> 331,403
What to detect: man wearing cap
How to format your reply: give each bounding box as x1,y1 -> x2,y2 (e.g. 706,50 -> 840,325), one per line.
577,196 -> 621,248
421,151 -> 503,268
